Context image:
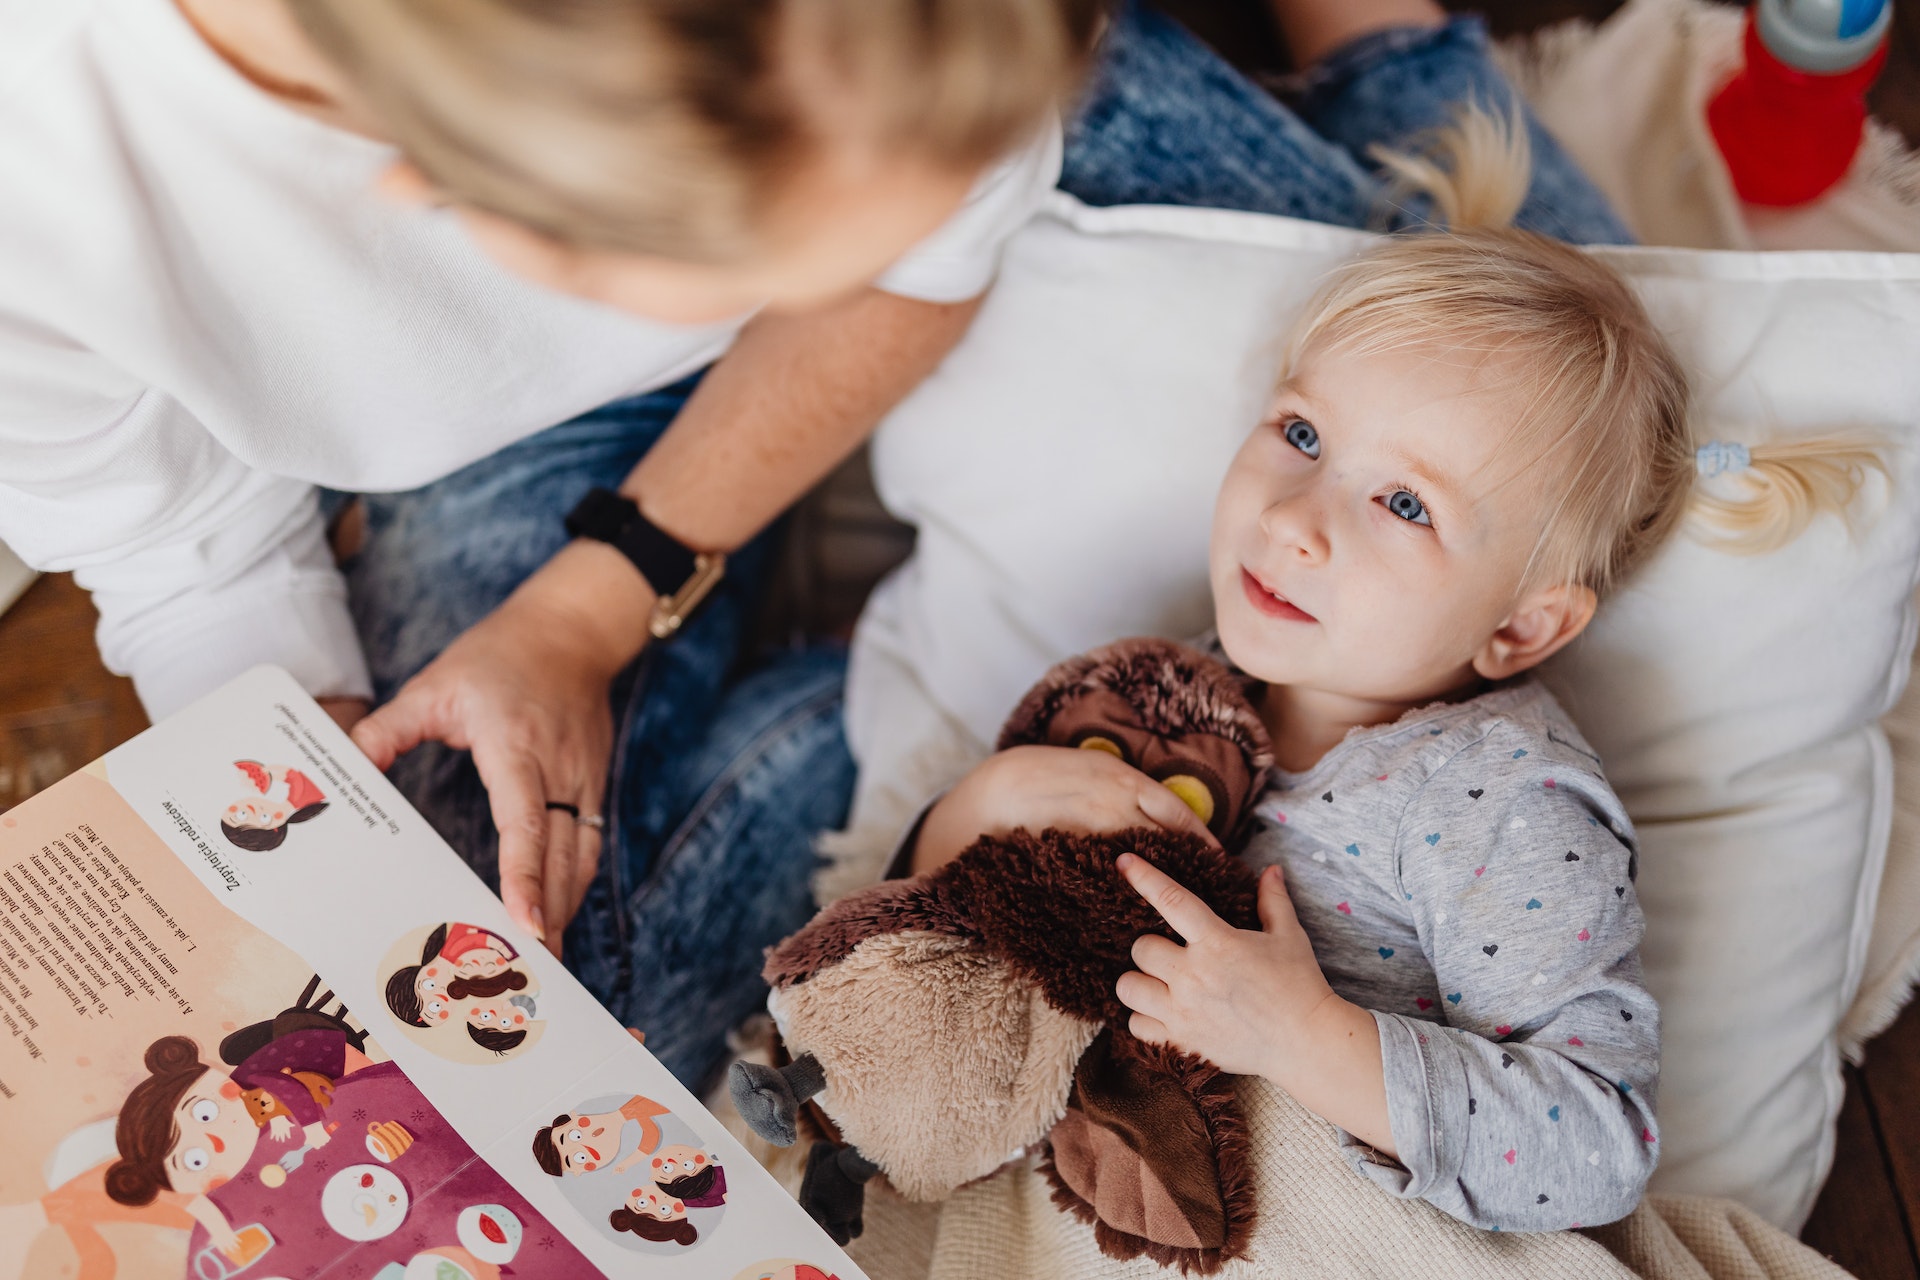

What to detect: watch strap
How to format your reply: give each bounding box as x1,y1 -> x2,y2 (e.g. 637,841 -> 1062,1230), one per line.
564,487 -> 695,598
564,488 -> 726,638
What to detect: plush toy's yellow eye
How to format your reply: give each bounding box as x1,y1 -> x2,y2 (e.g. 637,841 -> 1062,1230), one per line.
1076,735 -> 1125,759
1161,774 -> 1216,826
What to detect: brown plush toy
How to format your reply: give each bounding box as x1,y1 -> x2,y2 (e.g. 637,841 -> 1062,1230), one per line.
730,638 -> 1272,1272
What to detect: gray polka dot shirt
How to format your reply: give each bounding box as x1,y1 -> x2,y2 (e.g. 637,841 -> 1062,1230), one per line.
1240,680 -> 1660,1232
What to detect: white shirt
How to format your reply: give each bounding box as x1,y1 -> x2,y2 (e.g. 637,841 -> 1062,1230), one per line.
0,0 -> 1062,718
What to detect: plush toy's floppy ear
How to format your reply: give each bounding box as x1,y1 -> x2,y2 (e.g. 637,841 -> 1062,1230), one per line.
1041,1030 -> 1254,1274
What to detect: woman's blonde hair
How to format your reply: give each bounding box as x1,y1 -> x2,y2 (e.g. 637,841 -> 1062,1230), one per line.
289,0 -> 1102,260
1282,104 -> 1884,597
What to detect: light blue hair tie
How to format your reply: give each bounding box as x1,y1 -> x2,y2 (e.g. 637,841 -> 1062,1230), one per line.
1695,441 -> 1751,478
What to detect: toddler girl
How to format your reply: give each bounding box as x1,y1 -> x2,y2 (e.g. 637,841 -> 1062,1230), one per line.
906,111 -> 1879,1232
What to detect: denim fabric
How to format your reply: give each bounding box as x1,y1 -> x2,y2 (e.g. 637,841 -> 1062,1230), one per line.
346,4 -> 1630,1095
1062,6 -> 1635,245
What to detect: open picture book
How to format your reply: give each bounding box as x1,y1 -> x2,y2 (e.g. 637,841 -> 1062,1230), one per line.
0,665 -> 859,1280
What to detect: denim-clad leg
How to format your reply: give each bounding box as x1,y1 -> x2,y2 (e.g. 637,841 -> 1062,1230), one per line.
566,649 -> 855,1088
1061,4 -> 1633,244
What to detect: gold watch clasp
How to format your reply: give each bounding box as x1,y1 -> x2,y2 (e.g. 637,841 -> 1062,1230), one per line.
647,552 -> 727,640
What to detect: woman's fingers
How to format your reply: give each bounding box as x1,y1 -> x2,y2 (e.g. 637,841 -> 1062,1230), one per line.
470,733 -> 553,942
1116,852 -> 1225,945
540,805 -> 578,959
350,686 -> 439,771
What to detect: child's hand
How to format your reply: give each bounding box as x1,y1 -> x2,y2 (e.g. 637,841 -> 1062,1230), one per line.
267,1114 -> 293,1142
912,745 -> 1220,873
1115,854 -> 1337,1079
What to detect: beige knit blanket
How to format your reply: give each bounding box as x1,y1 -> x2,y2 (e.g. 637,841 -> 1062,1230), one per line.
837,1078 -> 1847,1280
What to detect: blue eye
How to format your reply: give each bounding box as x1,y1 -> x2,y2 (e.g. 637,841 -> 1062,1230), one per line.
1385,489 -> 1431,527
1282,419 -> 1320,459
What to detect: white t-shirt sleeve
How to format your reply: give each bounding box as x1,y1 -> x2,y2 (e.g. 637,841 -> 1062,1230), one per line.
871,119 -> 1064,304
0,351 -> 372,720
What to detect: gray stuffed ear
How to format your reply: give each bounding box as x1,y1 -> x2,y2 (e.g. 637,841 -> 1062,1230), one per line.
729,1054 -> 826,1148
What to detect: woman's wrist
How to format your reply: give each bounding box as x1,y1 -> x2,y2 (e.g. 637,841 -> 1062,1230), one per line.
518,539 -> 660,677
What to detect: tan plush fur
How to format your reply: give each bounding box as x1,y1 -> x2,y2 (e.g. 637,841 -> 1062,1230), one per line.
769,929 -> 1100,1201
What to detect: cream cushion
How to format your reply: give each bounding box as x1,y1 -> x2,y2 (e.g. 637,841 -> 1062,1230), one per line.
842,194 -> 1920,1228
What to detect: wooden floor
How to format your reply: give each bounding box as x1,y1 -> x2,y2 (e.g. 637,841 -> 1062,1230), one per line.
2,0 -> 1918,1270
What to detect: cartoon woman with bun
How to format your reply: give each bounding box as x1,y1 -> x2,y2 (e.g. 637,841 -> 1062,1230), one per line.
105,1031 -> 347,1258
607,1186 -> 698,1247
220,760 -> 328,852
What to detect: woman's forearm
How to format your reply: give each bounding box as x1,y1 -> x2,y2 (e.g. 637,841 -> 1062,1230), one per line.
536,287 -> 982,675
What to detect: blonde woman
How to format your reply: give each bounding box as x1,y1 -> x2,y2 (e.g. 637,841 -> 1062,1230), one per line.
0,0 -> 1630,1091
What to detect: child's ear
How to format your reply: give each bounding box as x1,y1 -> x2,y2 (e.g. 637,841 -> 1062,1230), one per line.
1473,582 -> 1597,682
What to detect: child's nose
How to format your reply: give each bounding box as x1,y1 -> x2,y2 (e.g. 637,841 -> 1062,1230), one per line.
1260,494 -> 1330,564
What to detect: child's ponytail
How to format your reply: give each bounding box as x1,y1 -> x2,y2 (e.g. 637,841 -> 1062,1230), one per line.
1368,100 -> 1532,233
1688,434 -> 1889,555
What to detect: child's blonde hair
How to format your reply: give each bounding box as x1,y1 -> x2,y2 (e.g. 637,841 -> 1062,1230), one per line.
289,0 -> 1100,261
1283,105 -> 1884,597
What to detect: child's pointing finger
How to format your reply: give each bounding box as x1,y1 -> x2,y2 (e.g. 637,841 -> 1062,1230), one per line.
1117,852 -> 1225,944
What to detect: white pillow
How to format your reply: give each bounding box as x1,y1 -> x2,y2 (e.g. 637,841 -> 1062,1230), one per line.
845,194 -> 1920,1230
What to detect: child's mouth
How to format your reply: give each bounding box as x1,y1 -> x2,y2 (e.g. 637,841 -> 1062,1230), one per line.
1242,568 -> 1316,623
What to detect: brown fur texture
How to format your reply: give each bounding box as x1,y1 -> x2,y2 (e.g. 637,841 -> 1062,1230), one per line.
769,930 -> 1100,1201
998,639 -> 1271,841
1041,1032 -> 1258,1275
998,639 -> 1266,760
764,876 -> 977,993
936,827 -> 1259,1027
759,638 -> 1268,1270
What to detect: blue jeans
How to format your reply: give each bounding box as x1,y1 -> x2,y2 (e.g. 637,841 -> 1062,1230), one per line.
344,5 -> 1630,1095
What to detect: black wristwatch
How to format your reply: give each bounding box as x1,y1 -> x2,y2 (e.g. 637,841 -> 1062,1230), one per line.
563,487 -> 726,640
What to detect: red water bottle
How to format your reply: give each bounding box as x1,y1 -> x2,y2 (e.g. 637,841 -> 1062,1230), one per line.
1706,0 -> 1892,207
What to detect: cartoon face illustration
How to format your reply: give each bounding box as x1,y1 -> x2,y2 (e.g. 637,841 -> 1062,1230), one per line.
550,1111 -> 618,1174
650,1145 -> 709,1185
449,943 -> 513,979
458,997 -> 530,1034
164,1070 -> 263,1195
223,795 -> 293,830
220,761 -> 329,851
414,964 -> 456,1024
623,1186 -> 687,1223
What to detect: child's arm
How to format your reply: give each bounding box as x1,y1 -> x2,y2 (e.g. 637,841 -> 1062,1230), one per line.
910,745 -> 1219,874
185,1194 -> 242,1258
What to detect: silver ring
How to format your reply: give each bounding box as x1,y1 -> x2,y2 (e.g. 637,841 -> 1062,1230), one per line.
575,813 -> 605,831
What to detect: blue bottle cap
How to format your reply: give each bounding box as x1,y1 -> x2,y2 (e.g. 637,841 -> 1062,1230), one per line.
1757,0 -> 1893,74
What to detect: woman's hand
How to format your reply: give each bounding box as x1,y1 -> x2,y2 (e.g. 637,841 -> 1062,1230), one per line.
911,745 -> 1220,874
303,1120 -> 332,1150
352,543 -> 644,953
267,1115 -> 293,1142
319,697 -> 368,733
